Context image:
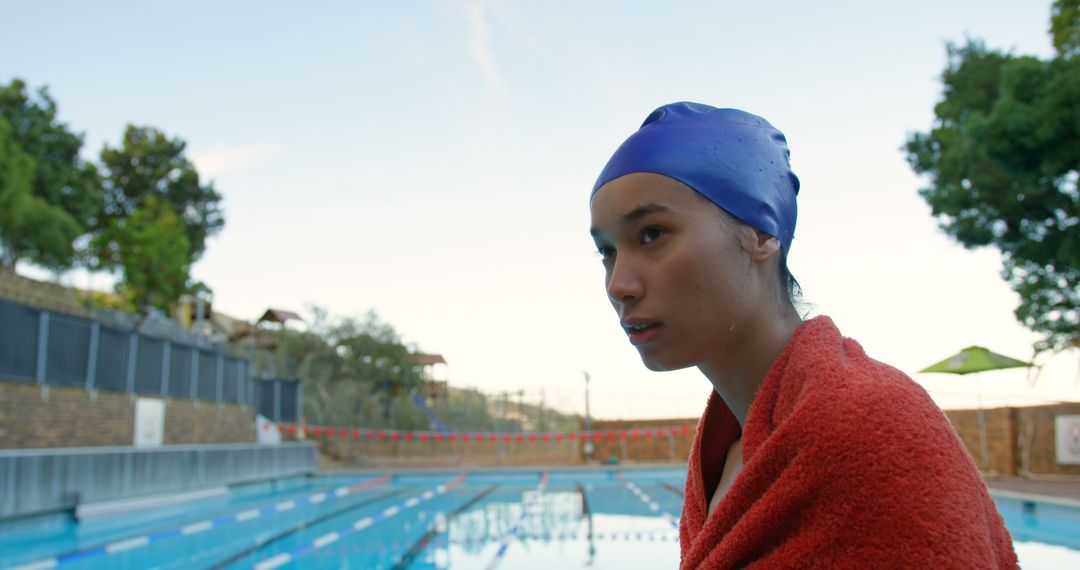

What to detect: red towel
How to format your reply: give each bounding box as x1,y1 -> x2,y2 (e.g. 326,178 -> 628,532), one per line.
680,316 -> 1017,569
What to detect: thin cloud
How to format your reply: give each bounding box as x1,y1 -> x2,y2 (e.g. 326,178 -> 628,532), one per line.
190,143 -> 281,177
465,0 -> 505,91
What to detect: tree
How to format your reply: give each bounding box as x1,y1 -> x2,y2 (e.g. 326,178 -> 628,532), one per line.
97,195 -> 192,315
0,117 -> 83,270
98,125 -> 224,262
0,79 -> 101,270
905,3 -> 1080,352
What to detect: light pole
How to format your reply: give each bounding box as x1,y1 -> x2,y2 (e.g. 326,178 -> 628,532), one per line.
583,371 -> 594,462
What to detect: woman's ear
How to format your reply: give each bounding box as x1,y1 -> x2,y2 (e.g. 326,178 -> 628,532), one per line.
750,229 -> 782,265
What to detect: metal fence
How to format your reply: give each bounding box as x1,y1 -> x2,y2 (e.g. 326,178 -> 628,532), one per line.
253,378 -> 302,423
0,442 -> 318,519
0,298 -> 254,405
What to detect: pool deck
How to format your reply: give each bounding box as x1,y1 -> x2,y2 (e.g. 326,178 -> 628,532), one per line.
986,477 -> 1080,506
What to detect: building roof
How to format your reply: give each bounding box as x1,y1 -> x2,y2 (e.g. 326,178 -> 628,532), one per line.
258,308 -> 303,324
411,353 -> 447,366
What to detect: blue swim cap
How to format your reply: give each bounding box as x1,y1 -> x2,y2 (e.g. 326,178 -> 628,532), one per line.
592,102 -> 800,251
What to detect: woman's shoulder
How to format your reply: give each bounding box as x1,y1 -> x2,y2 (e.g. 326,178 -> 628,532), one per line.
773,316 -> 944,431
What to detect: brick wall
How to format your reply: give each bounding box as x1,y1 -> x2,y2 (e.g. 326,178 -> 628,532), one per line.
0,380 -> 255,448
943,407 -> 1016,476
587,418 -> 697,463
317,437 -> 581,469
1014,402 -> 1080,476
945,403 -> 1080,477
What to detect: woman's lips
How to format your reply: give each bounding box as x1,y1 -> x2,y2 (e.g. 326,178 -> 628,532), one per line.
622,319 -> 662,346
629,325 -> 661,346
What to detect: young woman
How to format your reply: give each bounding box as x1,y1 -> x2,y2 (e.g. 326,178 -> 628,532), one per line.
588,102 -> 1017,569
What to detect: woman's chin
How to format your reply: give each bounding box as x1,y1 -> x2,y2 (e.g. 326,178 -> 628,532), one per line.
639,351 -> 691,372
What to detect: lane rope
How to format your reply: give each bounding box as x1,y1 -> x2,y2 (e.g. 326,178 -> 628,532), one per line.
252,474 -> 468,570
483,472 -> 550,570
617,474 -> 680,530
5,475 -> 390,570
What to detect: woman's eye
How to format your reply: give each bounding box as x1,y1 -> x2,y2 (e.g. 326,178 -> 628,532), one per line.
641,227 -> 665,244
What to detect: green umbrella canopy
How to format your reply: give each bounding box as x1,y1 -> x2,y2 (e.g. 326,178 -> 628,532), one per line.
920,346 -> 1032,375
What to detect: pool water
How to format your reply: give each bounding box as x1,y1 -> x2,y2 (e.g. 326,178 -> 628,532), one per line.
1,466 -> 1077,569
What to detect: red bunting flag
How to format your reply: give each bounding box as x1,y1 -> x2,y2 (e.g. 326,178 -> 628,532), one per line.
419,433 -> 430,442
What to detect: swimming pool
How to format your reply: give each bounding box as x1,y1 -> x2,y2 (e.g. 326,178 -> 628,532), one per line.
1,466 -> 1077,569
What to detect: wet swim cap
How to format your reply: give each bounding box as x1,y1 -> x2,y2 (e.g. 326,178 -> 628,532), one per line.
592,102 -> 800,251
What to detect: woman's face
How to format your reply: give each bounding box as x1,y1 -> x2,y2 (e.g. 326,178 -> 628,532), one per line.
589,172 -> 767,372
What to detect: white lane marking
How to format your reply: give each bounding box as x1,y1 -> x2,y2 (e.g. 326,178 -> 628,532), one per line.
105,536 -> 150,553
236,508 -> 260,521
7,559 -> 59,570
253,553 -> 292,570
310,493 -> 327,504
181,521 -> 213,535
275,500 -> 296,512
313,532 -> 340,549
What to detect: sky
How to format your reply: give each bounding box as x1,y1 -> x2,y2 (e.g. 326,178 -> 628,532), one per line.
3,0 -> 1077,420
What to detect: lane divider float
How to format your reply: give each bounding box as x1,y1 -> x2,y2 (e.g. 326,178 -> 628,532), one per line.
5,475 -> 391,570
277,423 -> 694,443
617,475 -> 680,530
484,472 -> 550,570
252,473 -> 468,570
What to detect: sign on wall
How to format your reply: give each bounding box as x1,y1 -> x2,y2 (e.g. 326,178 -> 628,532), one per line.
134,398 -> 165,447
256,414 -> 282,445
1055,415 -> 1080,465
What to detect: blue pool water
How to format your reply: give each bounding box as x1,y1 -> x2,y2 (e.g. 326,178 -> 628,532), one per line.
0,466 -> 1077,569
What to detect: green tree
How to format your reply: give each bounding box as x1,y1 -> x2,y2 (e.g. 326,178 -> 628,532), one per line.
98,125 -> 224,262
0,79 -> 101,270
905,3 -> 1080,352
97,195 -> 192,315
257,308 -> 431,430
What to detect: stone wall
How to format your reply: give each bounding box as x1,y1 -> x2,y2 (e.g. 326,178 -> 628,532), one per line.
0,268 -> 91,319
0,380 -> 255,448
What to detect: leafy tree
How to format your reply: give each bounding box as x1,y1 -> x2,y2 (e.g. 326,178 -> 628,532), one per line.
258,308 -> 430,429
0,79 -> 101,270
98,125 -> 223,262
905,3 -> 1080,352
97,195 -> 192,315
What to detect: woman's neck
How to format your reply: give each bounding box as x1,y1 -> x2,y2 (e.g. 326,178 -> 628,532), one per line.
699,309 -> 802,428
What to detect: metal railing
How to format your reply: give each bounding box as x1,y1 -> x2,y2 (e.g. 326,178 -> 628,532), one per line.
0,442 -> 318,519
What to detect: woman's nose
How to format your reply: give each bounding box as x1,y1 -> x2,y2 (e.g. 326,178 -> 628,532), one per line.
606,257 -> 644,305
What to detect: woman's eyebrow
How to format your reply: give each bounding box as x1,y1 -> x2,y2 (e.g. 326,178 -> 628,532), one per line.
590,203 -> 673,237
